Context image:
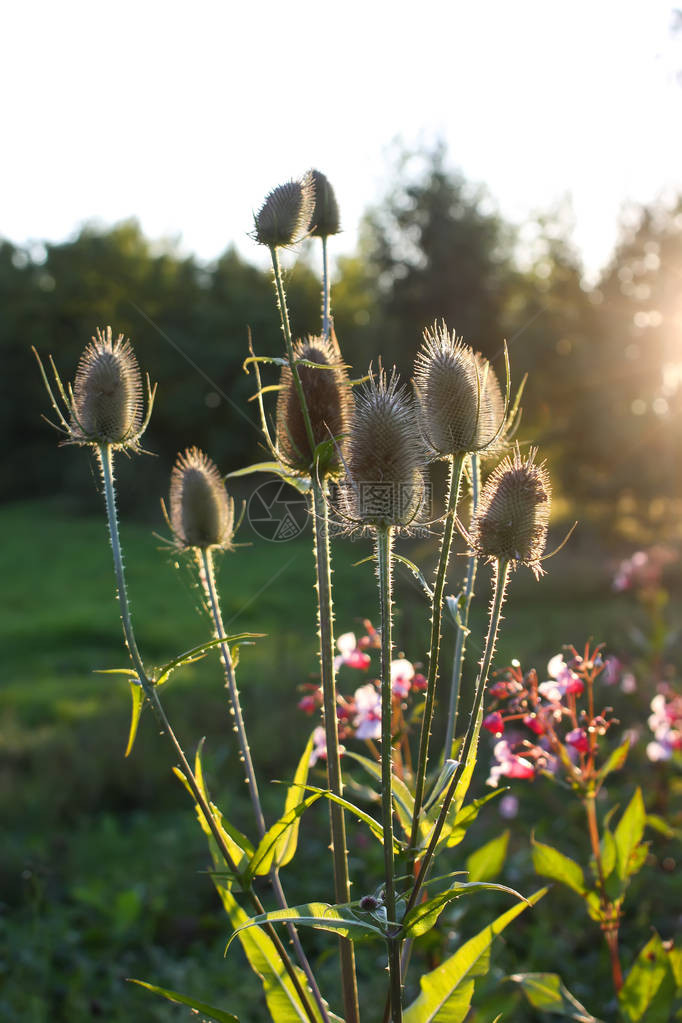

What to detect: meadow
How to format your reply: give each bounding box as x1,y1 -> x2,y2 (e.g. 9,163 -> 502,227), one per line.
3,492 -> 680,1022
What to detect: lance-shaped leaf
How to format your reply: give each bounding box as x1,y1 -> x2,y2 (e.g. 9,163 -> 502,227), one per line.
403,880 -> 527,938
155,634 -> 264,686
344,751 -> 415,838
225,902 -> 384,954
423,704 -> 483,853
466,831 -> 510,883
444,790 -> 505,850
531,837 -> 587,895
125,680 -> 145,757
403,888 -> 547,1022
619,932 -> 678,1022
227,462 -> 311,494
217,884 -> 328,1023
595,737 -> 630,787
245,794 -> 321,883
295,784 -> 403,852
393,553 -> 433,601
614,787 -> 646,881
273,732 -> 315,869
129,980 -> 239,1022
508,973 -> 603,1021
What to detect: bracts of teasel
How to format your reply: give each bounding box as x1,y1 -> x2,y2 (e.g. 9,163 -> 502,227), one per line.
276,335 -> 352,477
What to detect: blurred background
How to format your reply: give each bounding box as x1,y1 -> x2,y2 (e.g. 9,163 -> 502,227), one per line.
2,2 -> 682,1020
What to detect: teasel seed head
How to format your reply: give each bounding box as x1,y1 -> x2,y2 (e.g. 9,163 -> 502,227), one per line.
169,447 -> 235,551
308,169 -> 341,237
70,327 -> 149,449
470,445 -> 551,576
341,369 -> 426,530
253,171 -> 315,248
414,322 -> 504,459
276,335 -> 351,476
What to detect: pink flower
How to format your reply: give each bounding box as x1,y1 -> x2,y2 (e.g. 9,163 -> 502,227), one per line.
483,711 -> 505,736
566,727 -> 589,754
486,740 -> 534,787
646,693 -> 682,761
542,654 -> 584,700
298,694 -> 319,715
523,714 -> 544,735
353,683 -> 382,740
334,632 -> 371,672
391,658 -> 415,698
309,726 -> 327,766
412,673 -> 428,692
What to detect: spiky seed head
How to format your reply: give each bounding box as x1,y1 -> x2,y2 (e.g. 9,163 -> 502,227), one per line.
470,445 -> 551,576
276,335 -> 351,476
308,169 -> 341,237
474,353 -> 508,454
71,327 -> 145,447
253,171 -> 315,248
341,369 -> 425,529
169,448 -> 235,550
414,322 -> 501,458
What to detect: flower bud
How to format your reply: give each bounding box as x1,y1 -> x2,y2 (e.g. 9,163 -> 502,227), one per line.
308,169 -> 341,237
169,448 -> 235,550
470,446 -> 551,575
341,370 -> 425,529
276,335 -> 351,476
414,322 -> 503,458
71,327 -> 145,447
253,171 -> 315,248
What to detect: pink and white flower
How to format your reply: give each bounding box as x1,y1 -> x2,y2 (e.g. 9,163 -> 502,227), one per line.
334,632 -> 371,672
353,683 -> 382,740
486,740 -> 535,787
390,658 -> 415,698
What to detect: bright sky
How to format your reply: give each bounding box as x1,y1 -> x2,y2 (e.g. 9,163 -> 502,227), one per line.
3,1 -> 681,278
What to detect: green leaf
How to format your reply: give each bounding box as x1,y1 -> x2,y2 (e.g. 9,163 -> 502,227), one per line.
217,884 -> 327,1023
403,888 -> 547,1022
445,790 -> 505,850
596,737 -> 630,786
393,553 -> 433,600
619,932 -> 677,1022
508,973 -> 603,1021
246,795 -> 321,882
225,902 -> 384,954
227,461 -> 311,493
274,733 -> 315,869
155,634 -> 264,686
344,751 -> 415,838
600,827 -> 617,880
532,838 -> 586,895
466,831 -> 510,882
423,705 -> 483,854
125,680 -> 145,758
614,788 -> 646,881
296,784 -> 402,852
422,759 -> 459,814
646,813 -> 682,841
403,881 -> 527,939
129,980 -> 239,1022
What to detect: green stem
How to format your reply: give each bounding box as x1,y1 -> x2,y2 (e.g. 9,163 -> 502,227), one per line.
312,481 -> 361,1023
377,526 -> 403,1023
407,453 -> 465,873
199,550 -> 329,1022
406,560 -> 511,916
98,445 -> 319,1023
444,453 -> 481,757
584,795 -> 623,994
270,246 -> 316,458
321,236 -> 330,340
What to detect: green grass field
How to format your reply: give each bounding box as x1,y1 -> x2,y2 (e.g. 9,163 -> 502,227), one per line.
2,498 -> 680,1021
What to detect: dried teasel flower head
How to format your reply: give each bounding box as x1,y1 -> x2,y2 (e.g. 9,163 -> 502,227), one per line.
69,327 -> 153,450
474,352 -> 509,454
470,445 -> 551,576
168,447 -> 235,551
253,171 -> 315,248
276,335 -> 351,477
414,322 -> 506,459
308,169 -> 341,238
341,369 -> 426,530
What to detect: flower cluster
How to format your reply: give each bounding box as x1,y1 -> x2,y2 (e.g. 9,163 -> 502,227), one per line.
613,545 -> 677,595
298,620 -> 426,766
484,642 -> 620,789
647,692 -> 682,762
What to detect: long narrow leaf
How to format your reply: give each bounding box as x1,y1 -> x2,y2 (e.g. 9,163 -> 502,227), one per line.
344,751 -> 415,838
274,732 -> 315,868
156,634 -> 264,686
125,680 -> 145,758
246,795 -> 321,882
129,980 -> 239,1022
509,973 -> 603,1022
403,888 -> 547,1023
296,784 -> 403,852
403,881 -> 527,939
225,902 -> 384,954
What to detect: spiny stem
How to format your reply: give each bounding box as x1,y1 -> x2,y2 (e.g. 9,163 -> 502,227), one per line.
98,445 -> 319,1023
407,453 -> 465,874
406,559 -> 511,916
312,481 -> 361,1023
377,525 -> 403,1023
199,548 -> 329,1022
321,236 -> 330,340
270,246 -> 316,458
445,453 -> 480,757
